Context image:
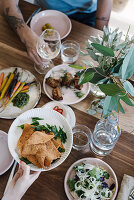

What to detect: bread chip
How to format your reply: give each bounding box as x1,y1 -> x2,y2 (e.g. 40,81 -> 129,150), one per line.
26,131 -> 55,145
17,124 -> 34,155
26,155 -> 42,168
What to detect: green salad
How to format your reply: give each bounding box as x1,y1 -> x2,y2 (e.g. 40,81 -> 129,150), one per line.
68,163 -> 115,200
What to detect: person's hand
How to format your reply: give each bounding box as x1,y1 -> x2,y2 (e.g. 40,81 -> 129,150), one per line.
19,26 -> 45,65
2,161 -> 41,200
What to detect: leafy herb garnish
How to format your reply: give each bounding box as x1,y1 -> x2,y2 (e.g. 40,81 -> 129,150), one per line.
32,117 -> 44,122
18,124 -> 24,129
58,147 -> 65,152
75,91 -> 84,98
68,179 -> 76,191
103,171 -> 110,179
20,157 -> 32,164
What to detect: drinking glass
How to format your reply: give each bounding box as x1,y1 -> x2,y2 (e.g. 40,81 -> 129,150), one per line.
72,124 -> 91,151
61,40 -> 80,64
90,115 -> 121,156
35,29 -> 61,74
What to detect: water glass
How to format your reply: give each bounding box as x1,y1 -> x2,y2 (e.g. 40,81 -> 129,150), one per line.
72,124 -> 91,151
90,115 -> 121,156
61,40 -> 80,64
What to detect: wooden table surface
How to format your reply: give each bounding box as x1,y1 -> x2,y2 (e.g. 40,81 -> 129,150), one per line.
0,1 -> 134,200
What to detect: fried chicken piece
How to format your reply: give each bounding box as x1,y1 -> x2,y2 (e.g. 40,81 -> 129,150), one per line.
62,72 -> 73,87
46,77 -> 60,88
73,75 -> 83,90
52,87 -> 63,100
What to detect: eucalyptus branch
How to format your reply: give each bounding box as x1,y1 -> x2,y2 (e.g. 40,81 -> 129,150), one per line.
93,67 -> 109,79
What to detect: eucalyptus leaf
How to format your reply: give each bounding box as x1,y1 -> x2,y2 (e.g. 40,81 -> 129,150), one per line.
121,94 -> 134,106
69,65 -> 83,69
91,43 -> 114,57
86,48 -> 98,61
80,51 -> 88,56
98,84 -> 124,96
119,46 -> 134,80
79,72 -> 94,85
118,101 -> 125,113
123,80 -> 134,96
103,96 -> 117,117
82,60 -> 94,67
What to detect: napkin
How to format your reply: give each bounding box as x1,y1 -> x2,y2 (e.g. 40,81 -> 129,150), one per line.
116,174 -> 134,200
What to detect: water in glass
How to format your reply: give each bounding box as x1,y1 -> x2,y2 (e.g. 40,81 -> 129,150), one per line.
90,115 -> 121,156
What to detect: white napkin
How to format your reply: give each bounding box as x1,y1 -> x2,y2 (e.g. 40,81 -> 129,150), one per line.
116,174 -> 134,200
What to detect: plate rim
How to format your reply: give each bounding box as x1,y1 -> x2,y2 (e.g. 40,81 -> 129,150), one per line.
64,157 -> 118,200
8,108 -> 73,172
43,64 -> 91,105
30,10 -> 72,40
0,130 -> 14,175
0,67 -> 41,119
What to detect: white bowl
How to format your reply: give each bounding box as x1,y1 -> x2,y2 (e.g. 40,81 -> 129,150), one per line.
8,108 -> 73,171
64,158 -> 118,200
0,130 -> 14,175
30,10 -> 72,39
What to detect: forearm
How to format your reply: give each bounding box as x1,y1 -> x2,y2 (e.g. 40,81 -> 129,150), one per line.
2,0 -> 31,43
95,0 -> 113,30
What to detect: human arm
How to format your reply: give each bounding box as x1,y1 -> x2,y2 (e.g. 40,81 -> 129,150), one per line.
2,0 -> 43,65
95,0 -> 113,30
2,162 -> 41,200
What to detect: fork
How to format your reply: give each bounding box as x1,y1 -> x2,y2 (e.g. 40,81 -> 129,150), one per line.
129,188 -> 134,200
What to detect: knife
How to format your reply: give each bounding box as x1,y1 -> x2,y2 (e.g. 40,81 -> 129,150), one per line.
26,7 -> 41,25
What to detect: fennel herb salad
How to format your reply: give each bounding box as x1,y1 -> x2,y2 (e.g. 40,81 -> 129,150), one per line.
68,163 -> 115,200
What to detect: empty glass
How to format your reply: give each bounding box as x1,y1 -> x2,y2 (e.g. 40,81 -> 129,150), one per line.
90,115 -> 121,156
35,29 -> 61,74
61,40 -> 80,64
72,124 -> 91,151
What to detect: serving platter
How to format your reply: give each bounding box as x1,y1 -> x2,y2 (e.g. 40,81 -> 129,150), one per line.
43,64 -> 90,105
8,108 -> 73,171
0,67 -> 41,119
64,158 -> 118,200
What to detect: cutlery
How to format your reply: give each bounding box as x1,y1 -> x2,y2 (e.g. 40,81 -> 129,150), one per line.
129,188 -> 134,200
26,7 -> 41,25
4,161 -> 17,195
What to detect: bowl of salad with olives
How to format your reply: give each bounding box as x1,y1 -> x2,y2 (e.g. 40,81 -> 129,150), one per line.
64,158 -> 118,200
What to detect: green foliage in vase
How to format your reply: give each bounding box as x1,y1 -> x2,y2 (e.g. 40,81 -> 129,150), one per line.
69,26 -> 134,117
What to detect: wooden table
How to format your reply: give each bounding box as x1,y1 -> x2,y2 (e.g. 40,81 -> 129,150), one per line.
0,1 -> 134,199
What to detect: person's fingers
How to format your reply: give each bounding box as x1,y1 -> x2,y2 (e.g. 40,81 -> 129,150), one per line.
11,168 -> 23,186
28,51 -> 41,65
30,171 -> 41,182
31,49 -> 43,64
20,161 -> 30,177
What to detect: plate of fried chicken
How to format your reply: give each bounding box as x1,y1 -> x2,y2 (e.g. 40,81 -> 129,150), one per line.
43,64 -> 90,105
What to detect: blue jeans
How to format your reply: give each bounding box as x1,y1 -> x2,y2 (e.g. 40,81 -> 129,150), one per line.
69,11 -> 96,27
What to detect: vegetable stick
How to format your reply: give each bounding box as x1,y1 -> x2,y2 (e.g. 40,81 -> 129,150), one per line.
0,75 -> 9,92
0,72 -> 4,88
10,81 -> 21,98
20,89 -> 29,93
21,85 -> 29,91
9,72 -> 19,99
0,73 -> 14,102
5,81 -> 25,108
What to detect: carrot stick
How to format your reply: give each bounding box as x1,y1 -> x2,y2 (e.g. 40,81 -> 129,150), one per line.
21,85 -> 29,91
0,75 -> 8,92
20,89 -> 29,93
5,81 -> 25,108
10,81 -> 21,98
0,73 -> 14,102
0,72 -> 4,88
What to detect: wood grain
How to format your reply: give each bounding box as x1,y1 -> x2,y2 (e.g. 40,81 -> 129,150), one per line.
0,1 -> 134,199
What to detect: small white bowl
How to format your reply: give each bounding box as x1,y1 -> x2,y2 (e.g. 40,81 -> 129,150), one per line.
42,101 -> 76,128
42,101 -> 67,118
0,130 -> 14,175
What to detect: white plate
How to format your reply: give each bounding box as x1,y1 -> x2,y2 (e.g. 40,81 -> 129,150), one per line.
8,108 -> 73,171
43,64 -> 90,105
0,130 -> 14,175
64,158 -> 118,200
0,67 -> 41,119
30,10 -> 72,39
42,101 -> 76,128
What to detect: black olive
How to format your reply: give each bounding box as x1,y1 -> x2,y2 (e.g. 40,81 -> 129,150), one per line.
109,183 -> 115,190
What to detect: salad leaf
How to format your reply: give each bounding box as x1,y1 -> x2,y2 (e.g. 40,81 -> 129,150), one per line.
32,117 -> 44,122
75,91 -> 84,98
58,147 -> 65,153
68,179 -> 76,191
31,121 -> 39,126
18,124 -> 24,129
103,171 -> 110,179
